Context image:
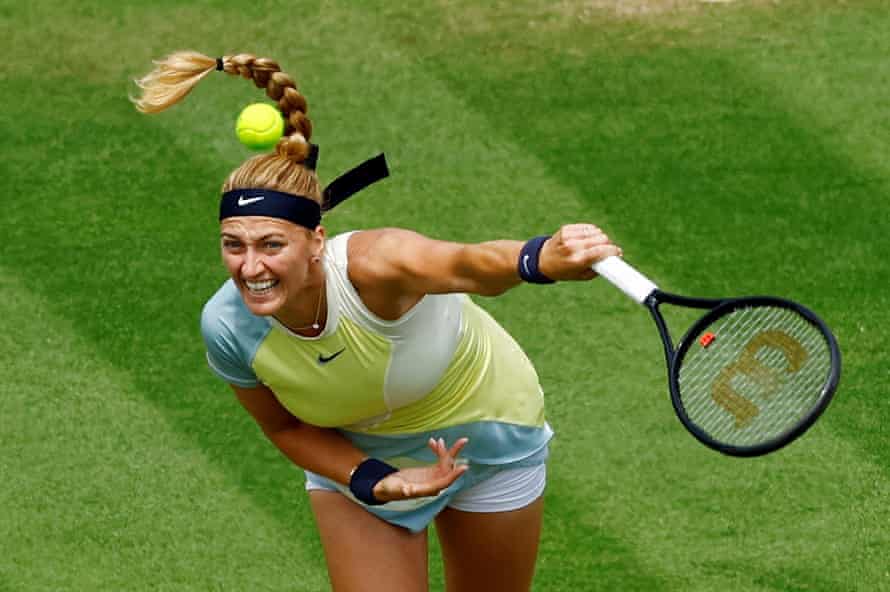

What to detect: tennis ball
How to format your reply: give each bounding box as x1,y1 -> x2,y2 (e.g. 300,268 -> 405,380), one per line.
235,103 -> 285,150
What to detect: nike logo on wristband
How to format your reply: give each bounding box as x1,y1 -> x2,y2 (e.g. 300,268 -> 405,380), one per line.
318,348 -> 346,364
522,254 -> 532,275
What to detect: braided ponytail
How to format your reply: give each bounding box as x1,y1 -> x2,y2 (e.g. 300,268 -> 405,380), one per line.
133,50 -> 315,166
133,50 -> 322,205
221,53 -> 314,164
131,51 -> 217,114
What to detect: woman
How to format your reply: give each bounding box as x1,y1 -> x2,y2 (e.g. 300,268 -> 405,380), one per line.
133,51 -> 621,592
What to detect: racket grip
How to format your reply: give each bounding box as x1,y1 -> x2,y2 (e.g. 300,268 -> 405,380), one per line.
592,256 -> 658,304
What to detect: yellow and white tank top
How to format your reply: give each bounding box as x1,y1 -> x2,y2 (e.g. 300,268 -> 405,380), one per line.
201,231 -> 548,438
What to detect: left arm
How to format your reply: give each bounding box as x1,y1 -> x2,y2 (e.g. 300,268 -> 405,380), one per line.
347,224 -> 621,305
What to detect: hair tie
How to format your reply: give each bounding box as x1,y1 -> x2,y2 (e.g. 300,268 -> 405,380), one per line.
215,57 -> 224,71
305,144 -> 319,170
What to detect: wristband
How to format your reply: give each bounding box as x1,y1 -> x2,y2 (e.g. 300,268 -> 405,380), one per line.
349,458 -> 398,505
518,235 -> 556,284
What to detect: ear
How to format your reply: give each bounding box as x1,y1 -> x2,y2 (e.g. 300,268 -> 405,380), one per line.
311,225 -> 326,258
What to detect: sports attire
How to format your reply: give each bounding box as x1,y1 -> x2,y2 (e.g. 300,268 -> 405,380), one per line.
201,231 -> 552,532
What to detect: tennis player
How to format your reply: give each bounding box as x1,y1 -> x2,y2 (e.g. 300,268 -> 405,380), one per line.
134,51 -> 621,592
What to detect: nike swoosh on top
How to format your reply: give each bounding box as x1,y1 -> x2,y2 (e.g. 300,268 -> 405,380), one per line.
522,254 -> 531,275
318,348 -> 346,364
238,196 -> 265,206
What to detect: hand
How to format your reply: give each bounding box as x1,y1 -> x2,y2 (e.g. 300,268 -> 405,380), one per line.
538,223 -> 622,281
371,437 -> 469,503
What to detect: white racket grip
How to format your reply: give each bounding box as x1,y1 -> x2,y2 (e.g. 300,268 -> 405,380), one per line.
592,256 -> 658,304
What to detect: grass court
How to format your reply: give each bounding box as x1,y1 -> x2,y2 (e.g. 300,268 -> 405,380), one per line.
2,1 -> 889,590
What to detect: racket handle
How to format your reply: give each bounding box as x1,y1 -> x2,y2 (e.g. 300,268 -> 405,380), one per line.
592,256 -> 658,304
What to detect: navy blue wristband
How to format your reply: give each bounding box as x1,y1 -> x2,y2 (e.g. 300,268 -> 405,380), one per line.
518,235 -> 556,284
349,458 -> 398,505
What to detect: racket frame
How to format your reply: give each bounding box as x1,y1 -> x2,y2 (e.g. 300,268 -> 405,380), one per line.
648,292 -> 842,456
594,256 -> 842,457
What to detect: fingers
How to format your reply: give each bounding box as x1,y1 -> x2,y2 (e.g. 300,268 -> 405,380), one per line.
447,437 -> 469,458
584,243 -> 622,264
427,436 -> 469,460
421,462 -> 469,494
378,464 -> 468,501
541,223 -> 623,279
556,224 -> 614,251
430,465 -> 468,492
430,435 -> 470,479
373,438 -> 471,502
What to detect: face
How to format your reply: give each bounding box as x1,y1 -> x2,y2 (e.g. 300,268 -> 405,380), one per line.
220,216 -> 325,317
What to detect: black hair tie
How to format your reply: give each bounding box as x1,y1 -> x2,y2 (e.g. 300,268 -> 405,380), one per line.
215,57 -> 224,71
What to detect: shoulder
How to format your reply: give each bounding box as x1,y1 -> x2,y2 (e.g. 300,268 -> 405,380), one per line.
323,230 -> 358,267
327,228 -> 405,287
344,228 -> 421,279
200,279 -> 270,388
200,279 -> 246,336
200,280 -> 270,353
345,228 -> 418,258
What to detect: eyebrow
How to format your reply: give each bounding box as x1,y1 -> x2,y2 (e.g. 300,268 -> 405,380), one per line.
220,233 -> 287,241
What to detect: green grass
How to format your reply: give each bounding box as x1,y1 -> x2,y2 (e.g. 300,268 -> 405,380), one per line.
2,1 -> 889,590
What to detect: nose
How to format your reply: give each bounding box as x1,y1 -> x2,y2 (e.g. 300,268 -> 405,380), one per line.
241,248 -> 265,278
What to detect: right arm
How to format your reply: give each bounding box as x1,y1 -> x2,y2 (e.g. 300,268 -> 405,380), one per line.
231,383 -> 367,485
230,383 -> 468,500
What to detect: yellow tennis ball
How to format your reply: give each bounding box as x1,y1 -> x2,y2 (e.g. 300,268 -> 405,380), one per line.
235,103 -> 285,150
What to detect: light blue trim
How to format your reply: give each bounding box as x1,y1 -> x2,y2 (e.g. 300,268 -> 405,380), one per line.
341,421 -> 553,466
304,421 -> 553,532
200,280 -> 272,388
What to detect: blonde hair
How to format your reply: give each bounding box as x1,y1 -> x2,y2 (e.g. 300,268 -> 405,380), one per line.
132,51 -> 321,204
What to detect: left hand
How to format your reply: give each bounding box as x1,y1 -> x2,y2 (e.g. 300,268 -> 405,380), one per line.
538,223 -> 622,281
372,437 -> 469,502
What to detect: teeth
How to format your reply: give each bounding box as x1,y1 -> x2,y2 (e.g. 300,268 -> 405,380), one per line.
245,279 -> 278,293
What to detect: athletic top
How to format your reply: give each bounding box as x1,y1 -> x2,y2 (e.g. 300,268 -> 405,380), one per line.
200,231 -> 553,530
201,231 -> 549,436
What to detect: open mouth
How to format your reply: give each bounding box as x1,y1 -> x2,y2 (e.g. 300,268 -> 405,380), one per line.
244,279 -> 279,296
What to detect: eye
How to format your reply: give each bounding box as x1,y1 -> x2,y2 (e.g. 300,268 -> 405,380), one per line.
222,239 -> 244,250
264,241 -> 284,250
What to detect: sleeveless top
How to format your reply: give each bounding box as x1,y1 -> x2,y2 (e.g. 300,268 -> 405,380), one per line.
200,231 -> 550,441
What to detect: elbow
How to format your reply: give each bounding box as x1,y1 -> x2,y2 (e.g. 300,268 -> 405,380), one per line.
472,281 -> 513,297
261,416 -> 303,441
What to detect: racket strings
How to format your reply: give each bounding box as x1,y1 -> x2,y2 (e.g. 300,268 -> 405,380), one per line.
677,305 -> 832,447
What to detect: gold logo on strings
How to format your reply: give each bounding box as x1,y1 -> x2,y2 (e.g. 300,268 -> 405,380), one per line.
711,330 -> 808,428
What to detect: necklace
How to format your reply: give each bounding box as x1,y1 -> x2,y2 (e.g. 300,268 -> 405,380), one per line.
278,283 -> 325,333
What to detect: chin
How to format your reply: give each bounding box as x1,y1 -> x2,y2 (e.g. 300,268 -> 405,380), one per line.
240,291 -> 283,317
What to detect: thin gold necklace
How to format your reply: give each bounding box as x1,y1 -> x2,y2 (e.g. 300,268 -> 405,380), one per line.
279,282 -> 325,332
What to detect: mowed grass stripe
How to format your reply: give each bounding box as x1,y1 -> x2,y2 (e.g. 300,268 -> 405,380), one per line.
368,0 -> 890,589
1,0 -> 671,588
411,0 -> 890,467
325,2 -> 890,588
0,273 -> 328,591
729,3 -> 890,471
2,1 -> 888,590
0,75 -> 335,587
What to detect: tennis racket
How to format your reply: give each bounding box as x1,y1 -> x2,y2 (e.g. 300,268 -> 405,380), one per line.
592,256 -> 841,457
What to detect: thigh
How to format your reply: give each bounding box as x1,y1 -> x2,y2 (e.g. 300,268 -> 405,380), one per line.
309,490 -> 429,592
434,496 -> 544,592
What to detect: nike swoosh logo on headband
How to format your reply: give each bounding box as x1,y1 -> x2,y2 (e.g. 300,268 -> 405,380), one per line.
238,196 -> 265,206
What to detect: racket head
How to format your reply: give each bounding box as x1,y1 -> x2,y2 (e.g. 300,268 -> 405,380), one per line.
668,296 -> 841,457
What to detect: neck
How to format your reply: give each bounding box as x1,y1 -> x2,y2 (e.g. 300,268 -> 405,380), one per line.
276,268 -> 327,337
